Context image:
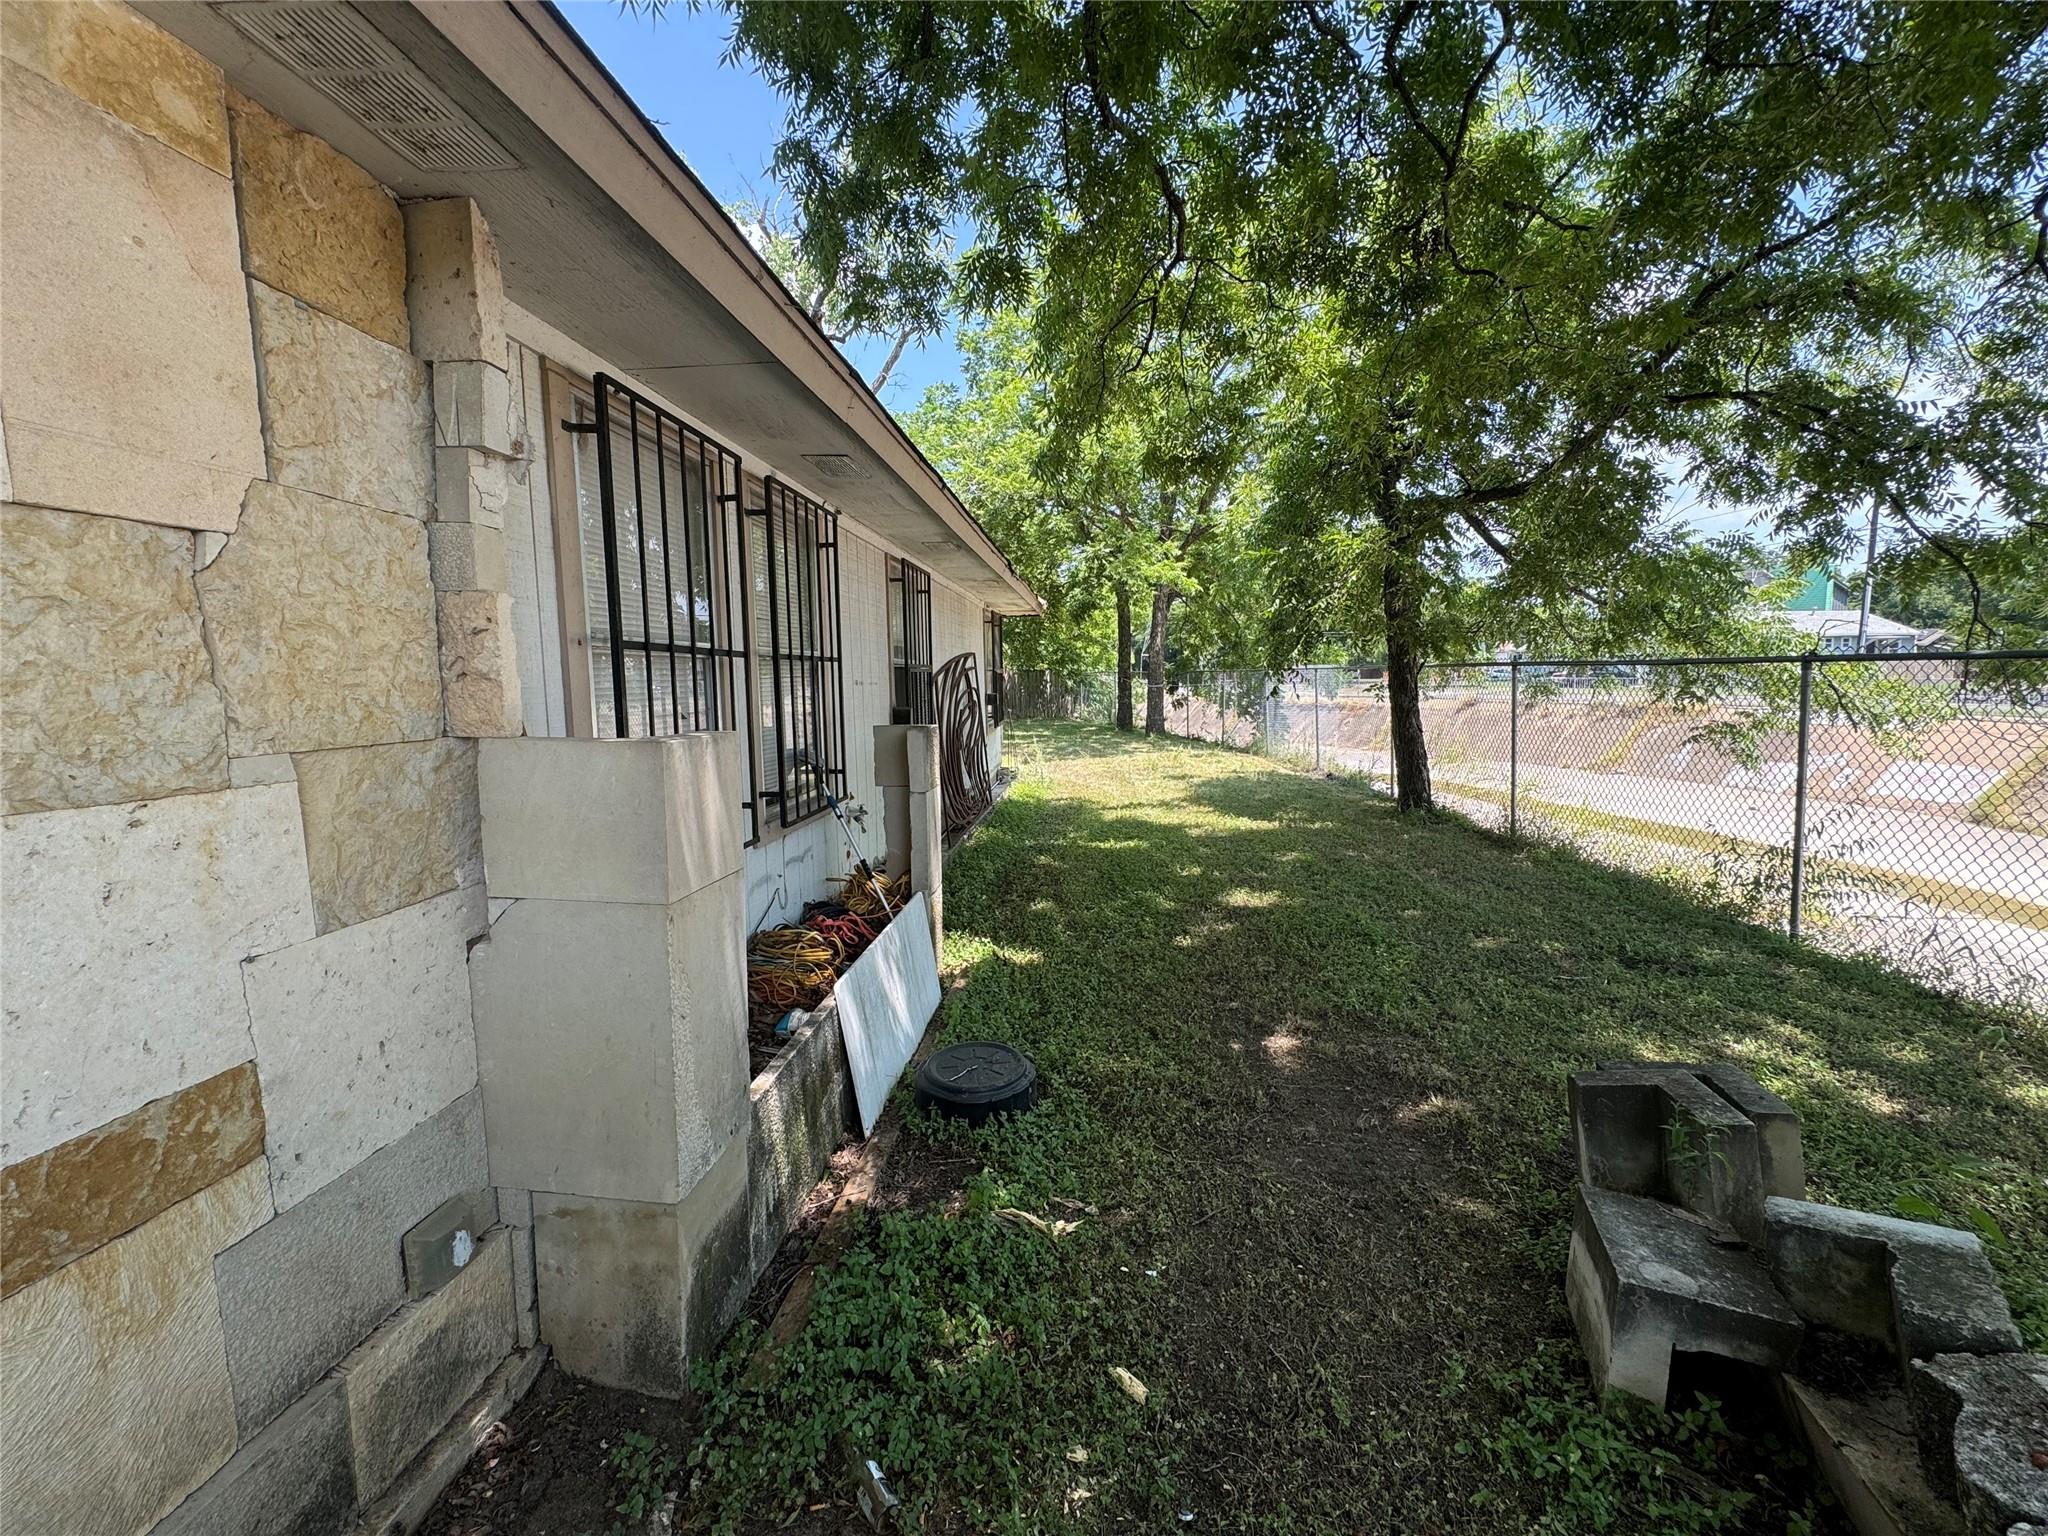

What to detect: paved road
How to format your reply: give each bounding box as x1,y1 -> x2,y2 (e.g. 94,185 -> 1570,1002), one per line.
1321,748 -> 2047,909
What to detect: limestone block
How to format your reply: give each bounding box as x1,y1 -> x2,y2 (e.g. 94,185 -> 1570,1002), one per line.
194,480 -> 442,755
0,61 -> 264,534
2,0 -> 230,172
430,522 -> 508,592
439,588 -> 525,738
531,1138 -> 750,1396
1569,1065 -> 1767,1241
470,878 -> 748,1205
1,502 -> 229,814
1,784 -> 314,1166
242,887 -> 484,1211
293,738 -> 481,933
229,753 -> 296,788
676,1134 -> 753,1363
153,1374 -> 355,1536
432,360 -> 518,456
250,282 -> 432,519
404,199 -> 508,369
1600,1059 -> 1806,1198
747,999 -> 857,1279
1,1062 -> 265,1299
1908,1352 -> 2048,1535
230,94 -> 407,349
0,1161 -> 270,1536
1566,1185 -> 1802,1409
475,734 -> 743,905
512,1222 -> 539,1349
215,1090 -> 485,1439
337,1225 -> 515,1501
402,1187 -> 494,1300
1779,1375 -> 1967,1536
1762,1197 -> 2021,1366
532,1190 -> 684,1394
433,446 -> 512,528
910,786 -> 944,957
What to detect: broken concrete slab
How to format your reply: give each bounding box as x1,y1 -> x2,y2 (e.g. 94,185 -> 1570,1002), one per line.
1909,1353 -> 2048,1536
1567,1185 -> 1803,1409
1569,1066 -> 1768,1242
1599,1060 -> 1805,1198
1780,1373 -> 1966,1536
1763,1198 -> 2022,1367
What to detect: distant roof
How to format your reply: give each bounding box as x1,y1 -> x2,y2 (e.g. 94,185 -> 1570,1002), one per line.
1779,608 -> 1918,640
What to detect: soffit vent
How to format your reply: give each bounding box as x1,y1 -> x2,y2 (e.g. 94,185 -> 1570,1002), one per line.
213,1 -> 519,174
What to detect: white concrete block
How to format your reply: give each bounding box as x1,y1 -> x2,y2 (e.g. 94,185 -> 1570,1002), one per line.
469,876 -> 747,1204
1,785 -> 314,1165
242,888 -> 485,1211
477,734 -> 742,905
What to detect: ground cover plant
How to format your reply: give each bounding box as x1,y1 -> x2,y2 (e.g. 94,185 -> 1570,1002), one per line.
683,721 -> 2044,1533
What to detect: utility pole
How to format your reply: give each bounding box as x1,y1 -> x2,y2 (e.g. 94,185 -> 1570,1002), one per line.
1854,496 -> 1880,654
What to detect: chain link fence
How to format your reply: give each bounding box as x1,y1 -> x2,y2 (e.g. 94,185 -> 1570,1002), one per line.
1011,654 -> 2048,1015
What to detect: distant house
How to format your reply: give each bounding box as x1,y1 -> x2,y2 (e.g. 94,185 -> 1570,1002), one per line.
1784,567 -> 1857,612
1779,609 -> 1922,655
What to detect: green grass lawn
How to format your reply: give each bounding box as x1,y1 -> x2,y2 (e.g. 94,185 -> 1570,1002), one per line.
686,722 -> 2046,1535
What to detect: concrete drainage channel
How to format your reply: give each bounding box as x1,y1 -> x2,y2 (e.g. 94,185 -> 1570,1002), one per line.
1565,1061 -> 2045,1536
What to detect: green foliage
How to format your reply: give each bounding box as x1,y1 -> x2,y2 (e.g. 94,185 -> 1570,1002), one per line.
608,1429 -> 677,1527
679,723 -> 2046,1530
724,0 -> 2048,800
1871,528 -> 2048,655
1479,1348 -> 1819,1535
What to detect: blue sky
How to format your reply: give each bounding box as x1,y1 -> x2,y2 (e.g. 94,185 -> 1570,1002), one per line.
561,1 -> 967,412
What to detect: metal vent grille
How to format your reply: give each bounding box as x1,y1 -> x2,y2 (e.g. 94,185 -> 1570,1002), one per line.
214,1 -> 518,174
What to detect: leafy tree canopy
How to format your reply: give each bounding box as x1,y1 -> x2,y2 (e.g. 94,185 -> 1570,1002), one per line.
727,0 -> 2048,806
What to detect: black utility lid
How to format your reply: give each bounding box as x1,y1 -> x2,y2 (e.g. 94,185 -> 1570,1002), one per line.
914,1042 -> 1038,1125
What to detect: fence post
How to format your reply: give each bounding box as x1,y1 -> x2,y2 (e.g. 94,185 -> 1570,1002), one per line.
1314,667 -> 1323,772
1788,655 -> 1814,942
1509,659 -> 1520,837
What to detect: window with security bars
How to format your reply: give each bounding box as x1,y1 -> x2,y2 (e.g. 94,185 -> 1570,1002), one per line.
748,479 -> 847,828
887,556 -> 934,724
984,610 -> 1006,724
565,372 -> 757,840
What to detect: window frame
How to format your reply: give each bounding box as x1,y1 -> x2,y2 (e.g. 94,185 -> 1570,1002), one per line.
886,555 -> 934,725
983,610 -> 1006,725
749,477 -> 848,831
545,365 -> 762,842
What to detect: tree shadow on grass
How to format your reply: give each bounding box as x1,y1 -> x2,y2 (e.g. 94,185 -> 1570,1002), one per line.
705,722 -> 2040,1534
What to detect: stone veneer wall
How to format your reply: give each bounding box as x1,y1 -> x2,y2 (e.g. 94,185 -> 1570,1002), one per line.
0,6 -> 527,1533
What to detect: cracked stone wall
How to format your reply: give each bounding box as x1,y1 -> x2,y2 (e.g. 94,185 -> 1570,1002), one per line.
0,8 -> 524,1532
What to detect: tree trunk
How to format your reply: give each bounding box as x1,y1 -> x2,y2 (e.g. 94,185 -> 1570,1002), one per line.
1114,584 -> 1135,731
1143,584 -> 1174,735
1381,554 -> 1433,812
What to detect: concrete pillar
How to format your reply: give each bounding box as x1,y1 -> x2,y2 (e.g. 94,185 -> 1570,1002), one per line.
405,198 -> 521,738
466,734 -> 753,1393
873,724 -> 942,956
